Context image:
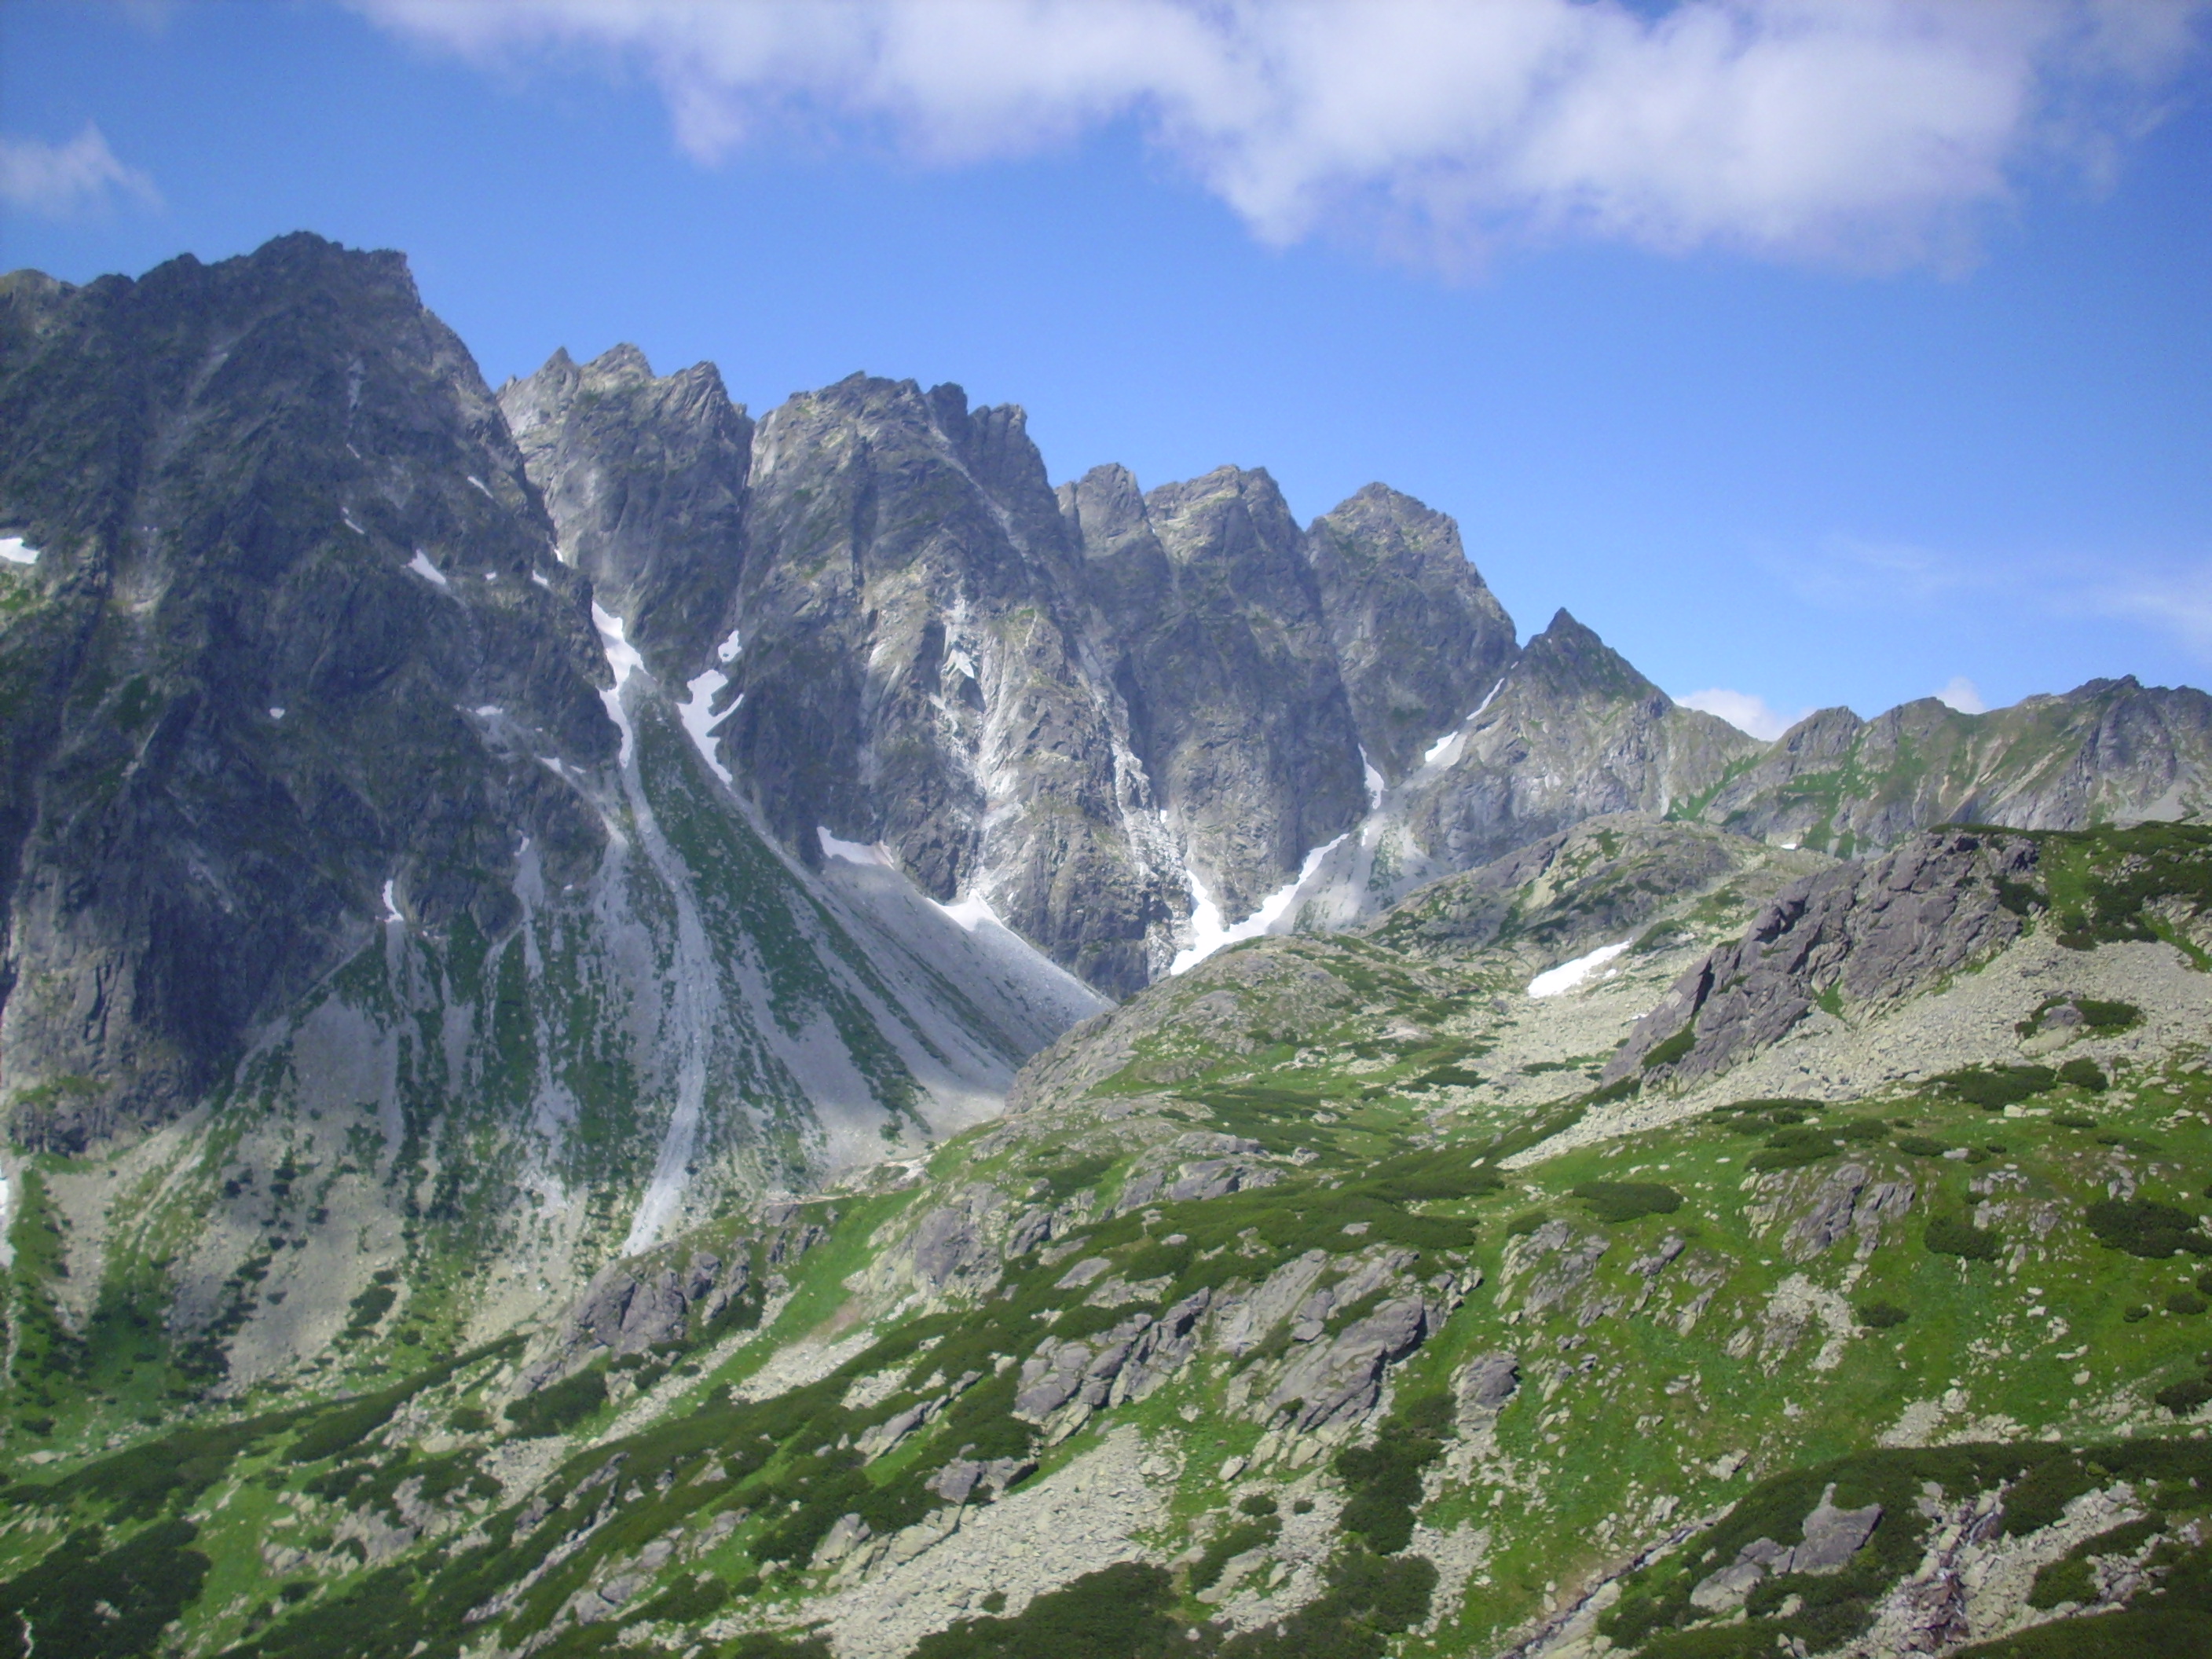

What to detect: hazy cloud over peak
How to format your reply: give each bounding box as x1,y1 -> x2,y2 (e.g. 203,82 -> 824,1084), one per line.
1936,676 -> 1990,713
1677,687 -> 1810,742
0,123 -> 159,216
357,0 -> 2205,273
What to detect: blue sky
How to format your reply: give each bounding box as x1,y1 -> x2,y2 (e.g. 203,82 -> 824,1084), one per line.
2,1 -> 2208,738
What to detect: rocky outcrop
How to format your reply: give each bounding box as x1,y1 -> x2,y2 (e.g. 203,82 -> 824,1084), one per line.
1455,1351 -> 1522,1423
1605,829 -> 2040,1087
525,1246 -> 748,1387
1503,1220 -> 1611,1317
1113,1130 -> 1280,1214
1244,1247 -> 1467,1433
1014,1291 -> 1214,1437
1768,1163 -> 1918,1262
1401,610 -> 1763,875
1689,1483 -> 1884,1610
1366,812 -> 1828,961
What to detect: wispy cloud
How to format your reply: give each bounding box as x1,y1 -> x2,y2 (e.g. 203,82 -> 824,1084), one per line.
1774,529 -> 2212,679
0,123 -> 160,217
2082,562 -> 2212,654
1768,532 -> 1987,610
354,0 -> 2205,273
1676,687 -> 1810,742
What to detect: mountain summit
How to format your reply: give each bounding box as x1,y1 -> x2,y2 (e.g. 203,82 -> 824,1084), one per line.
3,236 -> 2212,1659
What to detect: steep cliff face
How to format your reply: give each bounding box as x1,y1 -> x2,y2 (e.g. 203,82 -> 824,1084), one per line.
1280,610 -> 1763,932
0,239 -> 1109,1387
499,342 -> 752,683
505,355 -> 1525,994
1300,482 -> 1519,785
501,328 -> 2212,989
504,360 -> 1190,998
1065,463 -> 1369,921
0,234 -> 615,1146
1408,609 -> 1760,869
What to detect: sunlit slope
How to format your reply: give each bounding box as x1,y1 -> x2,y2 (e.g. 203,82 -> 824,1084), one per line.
5,819 -> 2207,1658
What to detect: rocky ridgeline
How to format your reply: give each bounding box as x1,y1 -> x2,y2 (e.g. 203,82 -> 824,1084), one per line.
5,230 -> 2210,1160
9,233 -> 2212,1659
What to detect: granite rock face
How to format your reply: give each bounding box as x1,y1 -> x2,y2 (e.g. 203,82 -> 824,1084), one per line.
499,336 -> 2212,991
0,237 -> 1112,1386
11,228 -> 2212,1157
1404,609 -> 1761,873
1302,482 -> 1518,785
499,343 -> 752,683
1064,463 -> 1370,921
0,233 -> 614,1145
503,351 -> 1531,991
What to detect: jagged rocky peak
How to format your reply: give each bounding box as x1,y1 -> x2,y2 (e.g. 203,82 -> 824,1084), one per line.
0,230 -> 615,1146
1302,482 -> 1520,783
500,341 -> 753,681
709,370 -> 1182,997
1067,463 -> 1369,921
1514,606 -> 1668,707
1386,608 -> 1762,876
1056,462 -> 1154,562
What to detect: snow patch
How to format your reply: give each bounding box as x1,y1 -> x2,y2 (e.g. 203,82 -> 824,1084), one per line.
531,569 -> 552,589
715,624 -> 743,664
1420,676 -> 1507,770
467,474 -> 495,500
1361,749 -> 1385,811
0,537 -> 37,566
819,827 -> 892,868
1172,833 -> 1348,975
936,892 -> 999,933
1528,940 -> 1632,998
474,705 -> 502,718
407,550 -> 450,590
269,707 -> 286,721
591,603 -> 645,764
678,664 -> 742,786
340,513 -> 364,537
381,880 -> 402,925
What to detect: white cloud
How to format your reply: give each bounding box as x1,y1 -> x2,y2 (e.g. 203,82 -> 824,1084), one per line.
0,123 -> 159,216
1676,687 -> 1807,742
354,0 -> 2205,272
1935,675 -> 1987,712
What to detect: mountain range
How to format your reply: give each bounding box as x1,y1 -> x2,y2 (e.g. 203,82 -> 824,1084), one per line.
3,233 -> 2212,1659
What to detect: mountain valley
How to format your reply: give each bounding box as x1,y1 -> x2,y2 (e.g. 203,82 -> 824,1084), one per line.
4,234 -> 2212,1659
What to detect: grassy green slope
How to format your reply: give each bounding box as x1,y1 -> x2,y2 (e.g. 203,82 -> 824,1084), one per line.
3,823 -> 2210,1659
